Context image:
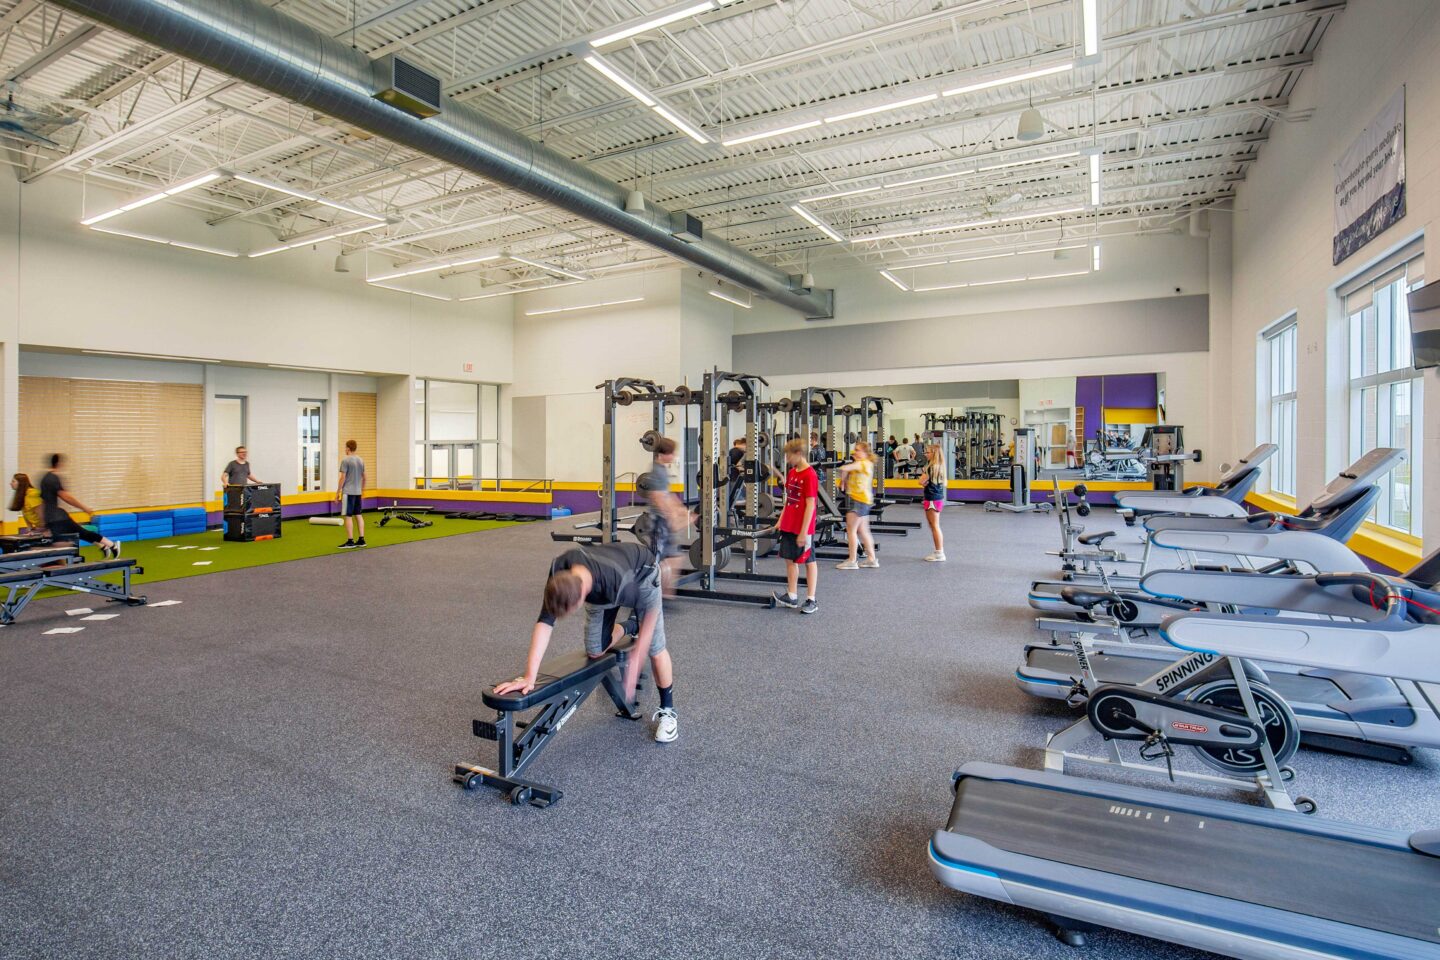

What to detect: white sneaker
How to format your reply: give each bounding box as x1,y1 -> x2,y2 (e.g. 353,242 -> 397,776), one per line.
859,557 -> 880,569
924,551 -> 947,562
653,707 -> 678,743
836,559 -> 860,570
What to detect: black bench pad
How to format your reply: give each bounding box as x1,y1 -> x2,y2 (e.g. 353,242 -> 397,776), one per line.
483,637 -> 636,711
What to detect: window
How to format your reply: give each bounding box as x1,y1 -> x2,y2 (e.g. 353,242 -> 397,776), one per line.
412,379 -> 501,488
298,401 -> 324,492
1264,320 -> 1297,497
1341,242 -> 1424,536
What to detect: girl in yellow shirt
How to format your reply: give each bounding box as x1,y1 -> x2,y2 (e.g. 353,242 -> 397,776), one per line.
835,441 -> 879,570
9,473 -> 44,532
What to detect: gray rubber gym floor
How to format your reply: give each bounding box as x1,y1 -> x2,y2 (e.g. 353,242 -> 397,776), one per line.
2,505 -> 1435,960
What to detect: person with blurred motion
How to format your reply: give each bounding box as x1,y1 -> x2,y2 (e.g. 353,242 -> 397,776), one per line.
38,454 -> 120,558
834,441 -> 879,571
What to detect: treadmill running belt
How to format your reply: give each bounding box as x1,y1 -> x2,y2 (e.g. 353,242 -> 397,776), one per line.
948,778 -> 1440,944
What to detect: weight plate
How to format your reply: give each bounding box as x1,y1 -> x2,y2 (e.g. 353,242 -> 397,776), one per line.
639,429 -> 662,452
754,491 -> 777,519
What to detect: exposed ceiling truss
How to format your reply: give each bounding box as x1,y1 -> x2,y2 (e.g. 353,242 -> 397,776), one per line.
0,0 -> 1342,293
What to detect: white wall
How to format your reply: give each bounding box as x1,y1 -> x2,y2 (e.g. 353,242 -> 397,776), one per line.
738,233 -> 1209,334
1229,0 -> 1439,537
0,174 -> 516,509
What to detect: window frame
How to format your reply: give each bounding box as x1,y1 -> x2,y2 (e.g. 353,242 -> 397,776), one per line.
1343,259 -> 1424,537
1261,316 -> 1298,498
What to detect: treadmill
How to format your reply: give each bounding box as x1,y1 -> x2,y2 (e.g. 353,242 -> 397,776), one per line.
1019,550 -> 1440,763
1113,443 -> 1277,523
1028,447 -> 1405,614
930,761 -> 1440,960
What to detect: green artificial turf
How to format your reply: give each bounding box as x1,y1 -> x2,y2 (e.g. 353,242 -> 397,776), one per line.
55,513 -> 522,589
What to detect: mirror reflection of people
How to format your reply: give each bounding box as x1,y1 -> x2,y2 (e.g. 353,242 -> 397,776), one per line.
39,454 -> 121,558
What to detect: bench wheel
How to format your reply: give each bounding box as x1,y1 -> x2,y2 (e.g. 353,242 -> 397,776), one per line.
456,773 -> 480,790
508,785 -> 532,805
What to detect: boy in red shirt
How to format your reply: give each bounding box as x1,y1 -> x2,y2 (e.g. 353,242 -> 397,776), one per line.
773,438 -> 820,614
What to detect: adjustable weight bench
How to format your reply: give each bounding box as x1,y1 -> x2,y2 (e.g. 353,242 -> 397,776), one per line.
454,637 -> 645,808
0,558 -> 146,625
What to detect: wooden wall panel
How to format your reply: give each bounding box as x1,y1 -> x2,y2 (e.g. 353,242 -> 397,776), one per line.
338,391 -> 377,484
19,377 -> 204,510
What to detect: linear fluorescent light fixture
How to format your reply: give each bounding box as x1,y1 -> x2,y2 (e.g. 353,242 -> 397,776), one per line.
912,267 -> 1091,293
942,61 -> 1074,98
652,104 -> 709,144
82,349 -> 220,363
368,282 -> 455,302
590,1 -> 715,47
91,225 -> 240,258
723,119 -> 821,147
231,173 -> 385,222
709,287 -> 752,308
1092,242 -> 1102,271
369,252 -> 500,282
997,205 -> 1085,223
457,280 -> 585,302
824,93 -> 937,125
1088,153 -> 1102,206
80,170 -> 224,226
853,216 -> 999,243
248,223 -> 376,258
803,184 -> 881,203
524,296 -> 645,316
789,204 -> 845,243
508,254 -> 591,281
976,150 -> 1080,172
269,363 -> 368,375
878,270 -> 909,291
582,55 -> 656,106
1081,0 -> 1100,59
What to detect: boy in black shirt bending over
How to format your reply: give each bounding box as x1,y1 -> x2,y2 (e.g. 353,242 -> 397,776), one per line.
494,541 -> 678,743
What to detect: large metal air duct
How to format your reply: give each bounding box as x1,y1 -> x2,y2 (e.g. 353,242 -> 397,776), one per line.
51,0 -> 835,318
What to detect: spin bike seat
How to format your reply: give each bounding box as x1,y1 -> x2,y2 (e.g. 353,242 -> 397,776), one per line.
1059,586 -> 1119,609
1077,531 -> 1117,547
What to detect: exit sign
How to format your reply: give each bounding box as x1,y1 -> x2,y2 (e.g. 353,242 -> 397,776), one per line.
462,362 -> 473,373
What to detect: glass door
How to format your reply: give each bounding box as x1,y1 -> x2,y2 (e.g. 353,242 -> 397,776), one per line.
298,402 -> 323,492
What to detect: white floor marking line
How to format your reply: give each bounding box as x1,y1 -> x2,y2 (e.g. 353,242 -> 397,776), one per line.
192,561 -> 212,566
148,600 -> 183,607
176,545 -> 198,551
66,608 -> 93,616
198,546 -> 220,551
44,627 -> 85,635
156,545 -> 178,549
81,614 -> 119,621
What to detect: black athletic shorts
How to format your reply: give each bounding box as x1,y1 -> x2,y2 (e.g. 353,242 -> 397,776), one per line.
778,531 -> 813,563
341,494 -> 363,517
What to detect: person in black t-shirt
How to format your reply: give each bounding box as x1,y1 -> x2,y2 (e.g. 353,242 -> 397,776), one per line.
493,541 -> 678,743
39,454 -> 120,558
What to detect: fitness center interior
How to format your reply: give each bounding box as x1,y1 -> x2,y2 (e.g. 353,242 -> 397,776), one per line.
2,1 -> 1439,958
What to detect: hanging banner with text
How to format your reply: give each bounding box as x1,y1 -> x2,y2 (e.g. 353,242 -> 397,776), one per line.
1333,87 -> 1406,265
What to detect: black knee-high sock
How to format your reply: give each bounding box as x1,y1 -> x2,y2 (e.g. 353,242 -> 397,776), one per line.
658,684 -> 673,710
